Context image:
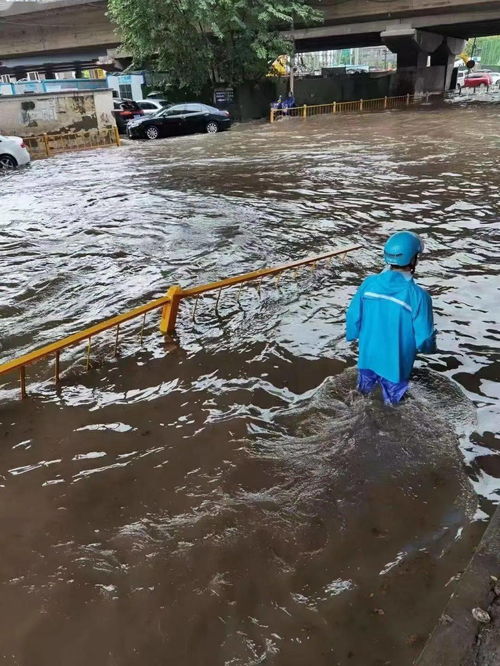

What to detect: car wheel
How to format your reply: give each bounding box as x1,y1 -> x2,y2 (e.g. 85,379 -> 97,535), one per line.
478,83 -> 487,92
206,121 -> 219,134
0,154 -> 17,169
145,126 -> 160,140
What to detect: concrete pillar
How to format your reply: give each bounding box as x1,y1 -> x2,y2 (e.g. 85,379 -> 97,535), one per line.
381,28 -> 444,94
382,28 -> 443,60
431,37 -> 466,90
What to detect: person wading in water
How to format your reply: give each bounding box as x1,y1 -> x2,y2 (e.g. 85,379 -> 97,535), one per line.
346,231 -> 437,405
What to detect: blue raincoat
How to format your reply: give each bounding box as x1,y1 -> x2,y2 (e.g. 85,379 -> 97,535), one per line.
346,270 -> 436,384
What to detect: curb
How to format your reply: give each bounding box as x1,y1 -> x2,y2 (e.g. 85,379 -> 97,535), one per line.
416,506 -> 500,665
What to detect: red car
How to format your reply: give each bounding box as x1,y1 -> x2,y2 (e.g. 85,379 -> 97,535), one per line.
463,72 -> 493,90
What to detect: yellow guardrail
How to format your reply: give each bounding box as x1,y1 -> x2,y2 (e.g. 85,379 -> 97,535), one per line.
270,93 -> 428,122
23,126 -> 120,159
0,245 -> 361,399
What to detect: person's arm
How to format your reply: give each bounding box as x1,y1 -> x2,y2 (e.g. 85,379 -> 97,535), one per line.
413,291 -> 437,353
346,283 -> 364,341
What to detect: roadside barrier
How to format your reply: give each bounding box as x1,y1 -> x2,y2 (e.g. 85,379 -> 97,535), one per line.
23,126 -> 121,159
0,246 -> 361,399
270,93 -> 430,123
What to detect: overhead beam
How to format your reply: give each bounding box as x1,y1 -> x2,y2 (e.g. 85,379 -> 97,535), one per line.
292,7 -> 500,51
1,0 -> 500,63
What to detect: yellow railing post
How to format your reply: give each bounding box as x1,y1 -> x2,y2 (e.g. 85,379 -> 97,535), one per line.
333,101 -> 337,114
302,104 -> 307,119
406,93 -> 410,105
360,98 -> 363,111
384,96 -> 388,109
270,108 -> 275,123
54,350 -> 60,383
19,366 -> 27,400
159,285 -> 183,335
43,133 -> 50,157
114,125 -> 121,147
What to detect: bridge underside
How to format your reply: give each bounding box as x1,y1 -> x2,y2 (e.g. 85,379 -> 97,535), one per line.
295,17 -> 500,52
293,5 -> 500,52
291,4 -> 500,94
1,0 -> 500,93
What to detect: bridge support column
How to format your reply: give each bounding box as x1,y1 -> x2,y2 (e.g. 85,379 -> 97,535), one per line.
431,37 -> 466,90
382,28 -> 445,95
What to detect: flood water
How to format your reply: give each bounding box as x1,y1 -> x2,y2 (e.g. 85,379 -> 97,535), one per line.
0,103 -> 499,665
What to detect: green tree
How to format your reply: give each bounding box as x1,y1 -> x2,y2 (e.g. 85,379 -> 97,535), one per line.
108,0 -> 322,92
477,36 -> 500,66
464,36 -> 500,66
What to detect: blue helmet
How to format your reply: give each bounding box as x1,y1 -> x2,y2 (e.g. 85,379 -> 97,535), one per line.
384,231 -> 424,266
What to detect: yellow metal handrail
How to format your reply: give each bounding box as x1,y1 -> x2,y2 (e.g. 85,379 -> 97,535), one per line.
0,245 -> 361,399
269,92 -> 428,122
23,126 -> 120,159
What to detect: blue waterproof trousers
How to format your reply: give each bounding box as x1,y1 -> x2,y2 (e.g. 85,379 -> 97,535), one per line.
358,369 -> 409,405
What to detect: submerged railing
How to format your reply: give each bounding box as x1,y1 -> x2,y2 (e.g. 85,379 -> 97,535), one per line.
269,93 -> 430,123
23,127 -> 121,159
0,246 -> 361,399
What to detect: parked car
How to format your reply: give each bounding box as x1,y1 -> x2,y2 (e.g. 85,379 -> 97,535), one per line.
482,69 -> 500,88
456,68 -> 467,91
0,135 -> 30,169
463,71 -> 493,91
127,103 -> 232,140
135,99 -> 171,115
112,99 -> 144,133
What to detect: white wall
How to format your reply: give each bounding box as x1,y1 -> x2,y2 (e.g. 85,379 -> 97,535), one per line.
107,74 -> 144,100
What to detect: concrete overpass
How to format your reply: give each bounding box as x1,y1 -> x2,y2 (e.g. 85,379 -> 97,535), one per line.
1,0 -> 500,90
0,0 -> 116,77
294,0 -> 500,50
291,0 -> 500,93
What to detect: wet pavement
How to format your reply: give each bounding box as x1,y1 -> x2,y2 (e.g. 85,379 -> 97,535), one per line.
0,102 -> 499,665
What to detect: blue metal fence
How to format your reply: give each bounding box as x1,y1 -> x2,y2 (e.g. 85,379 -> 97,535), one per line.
0,78 -> 109,96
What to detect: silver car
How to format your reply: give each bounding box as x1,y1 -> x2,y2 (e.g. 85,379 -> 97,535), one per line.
135,99 -> 171,115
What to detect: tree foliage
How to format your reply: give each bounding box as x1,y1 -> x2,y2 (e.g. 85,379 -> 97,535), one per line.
108,0 -> 323,91
464,36 -> 500,66
476,36 -> 500,66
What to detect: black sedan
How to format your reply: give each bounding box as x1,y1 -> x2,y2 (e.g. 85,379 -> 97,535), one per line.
127,103 -> 232,139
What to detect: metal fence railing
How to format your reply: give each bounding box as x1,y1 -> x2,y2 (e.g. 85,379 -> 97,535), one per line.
0,245 -> 361,399
270,93 -> 430,123
23,127 -> 120,159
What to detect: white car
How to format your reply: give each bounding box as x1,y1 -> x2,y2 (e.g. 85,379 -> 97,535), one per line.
0,135 -> 31,169
456,68 -> 468,91
482,69 -> 500,88
135,99 -> 171,115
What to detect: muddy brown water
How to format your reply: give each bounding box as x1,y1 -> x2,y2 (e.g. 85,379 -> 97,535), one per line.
0,103 -> 499,665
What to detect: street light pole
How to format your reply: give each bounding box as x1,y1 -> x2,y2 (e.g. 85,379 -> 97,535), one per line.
289,20 -> 295,94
